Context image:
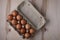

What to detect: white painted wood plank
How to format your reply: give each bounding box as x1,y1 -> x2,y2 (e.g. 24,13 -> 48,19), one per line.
0,0 -> 8,40
44,0 -> 60,40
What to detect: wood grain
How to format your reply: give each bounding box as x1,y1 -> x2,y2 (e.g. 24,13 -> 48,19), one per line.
0,0 -> 60,40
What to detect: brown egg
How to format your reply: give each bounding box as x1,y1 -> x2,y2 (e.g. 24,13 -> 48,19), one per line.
24,33 -> 30,38
29,28 -> 35,34
7,14 -> 13,21
16,15 -> 23,20
20,28 -> 26,34
25,24 -> 31,30
16,24 -> 22,30
11,19 -> 17,25
12,10 -> 18,16
21,19 -> 27,25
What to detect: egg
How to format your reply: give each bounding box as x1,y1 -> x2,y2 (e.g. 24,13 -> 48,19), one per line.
7,14 -> 13,21
16,24 -> 22,30
24,33 -> 30,38
20,28 -> 26,34
29,28 -> 35,34
11,19 -> 17,25
21,19 -> 27,25
16,15 -> 23,20
25,24 -> 31,30
12,10 -> 18,16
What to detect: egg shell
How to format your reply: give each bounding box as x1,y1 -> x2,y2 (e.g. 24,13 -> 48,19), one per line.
25,24 -> 31,30
12,10 -> 18,16
24,32 -> 30,38
11,19 -> 17,25
29,28 -> 35,34
20,28 -> 26,34
21,19 -> 27,25
7,14 -> 13,21
16,15 -> 23,20
16,24 -> 22,30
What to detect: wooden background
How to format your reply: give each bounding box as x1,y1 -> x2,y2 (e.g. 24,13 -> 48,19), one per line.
0,0 -> 60,40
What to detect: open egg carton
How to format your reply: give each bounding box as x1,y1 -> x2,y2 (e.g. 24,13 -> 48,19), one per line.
7,0 -> 46,39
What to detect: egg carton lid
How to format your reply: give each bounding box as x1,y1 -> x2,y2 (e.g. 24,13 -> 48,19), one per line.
17,0 -> 46,30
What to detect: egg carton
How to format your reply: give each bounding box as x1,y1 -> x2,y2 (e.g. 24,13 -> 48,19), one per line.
6,0 -> 46,39
17,0 -> 46,30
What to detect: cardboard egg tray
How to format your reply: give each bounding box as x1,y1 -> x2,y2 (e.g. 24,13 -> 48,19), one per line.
7,0 -> 46,39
